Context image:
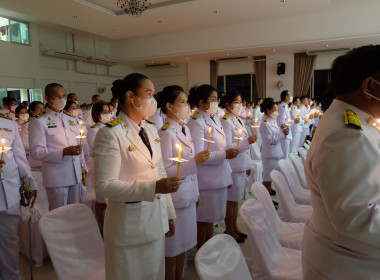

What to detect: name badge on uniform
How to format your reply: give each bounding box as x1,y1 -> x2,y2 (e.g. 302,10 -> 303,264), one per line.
46,117 -> 56,128
154,137 -> 161,144
128,145 -> 137,152
0,128 -> 12,132
68,120 -> 76,126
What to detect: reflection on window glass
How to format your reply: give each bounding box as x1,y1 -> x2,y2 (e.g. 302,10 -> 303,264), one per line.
10,20 -> 29,44
0,89 -> 6,108
0,17 -> 10,42
217,76 -> 225,93
29,89 -> 43,102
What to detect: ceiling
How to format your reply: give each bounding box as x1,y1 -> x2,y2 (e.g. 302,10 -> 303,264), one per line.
0,0 -> 364,40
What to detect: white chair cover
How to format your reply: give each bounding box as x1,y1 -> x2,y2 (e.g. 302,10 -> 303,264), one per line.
250,143 -> 262,160
18,171 -> 49,267
289,153 -> 308,189
39,203 -> 105,280
277,160 -> 310,205
303,143 -> 310,150
251,182 -> 304,250
297,147 -> 307,164
306,140 -> 311,145
270,170 -> 312,223
240,199 -> 303,280
195,234 -> 251,280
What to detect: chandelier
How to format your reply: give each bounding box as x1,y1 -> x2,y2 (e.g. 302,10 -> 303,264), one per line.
117,0 -> 151,16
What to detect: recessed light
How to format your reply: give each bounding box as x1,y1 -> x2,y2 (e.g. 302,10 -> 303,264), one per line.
273,49 -> 277,52
73,15 -> 78,19
151,61 -> 154,64
280,0 -> 286,2
213,10 -> 218,14
157,20 -> 162,23
112,28 -> 116,31
226,53 -> 230,56
186,58 -> 190,60
326,44 -> 329,47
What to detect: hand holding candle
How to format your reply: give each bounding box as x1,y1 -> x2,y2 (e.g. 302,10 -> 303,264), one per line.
0,139 -> 11,173
236,129 -> 242,150
176,144 -> 182,177
207,127 -> 212,151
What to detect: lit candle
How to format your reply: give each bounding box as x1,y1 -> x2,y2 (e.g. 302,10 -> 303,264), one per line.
254,118 -> 258,135
1,139 -> 4,161
207,127 -> 212,151
247,112 -> 251,119
297,110 -> 300,118
176,144 -> 182,177
236,129 -> 242,150
305,115 -> 309,125
79,129 -> 84,145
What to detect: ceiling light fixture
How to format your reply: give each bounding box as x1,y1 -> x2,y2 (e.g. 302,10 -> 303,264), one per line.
117,0 -> 151,16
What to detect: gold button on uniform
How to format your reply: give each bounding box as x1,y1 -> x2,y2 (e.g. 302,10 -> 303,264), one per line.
191,177 -> 194,181
157,195 -> 161,199
151,165 -> 155,169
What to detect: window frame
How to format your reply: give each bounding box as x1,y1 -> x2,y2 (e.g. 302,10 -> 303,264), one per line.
0,15 -> 30,46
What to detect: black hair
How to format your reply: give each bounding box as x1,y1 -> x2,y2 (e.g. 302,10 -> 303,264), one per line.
331,45 -> 380,96
64,100 -> 77,111
28,101 -> 45,116
293,97 -> 300,103
188,86 -> 197,109
192,84 -> 217,107
300,96 -> 308,103
280,90 -> 290,101
160,85 -> 185,115
15,105 -> 27,117
3,97 -> 17,106
110,97 -> 118,103
255,98 -> 263,105
45,83 -> 64,96
67,93 -> 77,100
111,73 -> 149,107
260,98 -> 276,114
92,101 -> 110,123
92,94 -> 100,101
219,91 -> 241,109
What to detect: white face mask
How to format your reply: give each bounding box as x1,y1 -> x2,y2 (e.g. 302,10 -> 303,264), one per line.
10,105 -> 18,112
100,113 -> 112,123
206,101 -> 218,116
50,98 -> 66,111
172,104 -> 190,120
289,96 -> 293,103
134,96 -> 157,118
19,113 -> 29,122
74,101 -> 79,105
231,103 -> 242,116
270,111 -> 279,119
70,109 -> 79,117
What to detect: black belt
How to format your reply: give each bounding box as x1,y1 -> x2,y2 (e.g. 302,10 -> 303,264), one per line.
125,201 -> 141,204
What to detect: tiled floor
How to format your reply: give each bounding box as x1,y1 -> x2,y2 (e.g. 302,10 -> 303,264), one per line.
19,193 -> 278,280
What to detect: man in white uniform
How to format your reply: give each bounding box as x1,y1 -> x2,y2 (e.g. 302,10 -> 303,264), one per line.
29,83 -> 86,210
302,45 -> 380,279
83,94 -> 101,128
0,113 -> 37,280
277,90 -> 293,158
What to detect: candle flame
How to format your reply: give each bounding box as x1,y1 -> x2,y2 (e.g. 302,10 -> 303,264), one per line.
1,139 -> 4,144
208,127 -> 211,133
176,144 -> 181,150
80,129 -> 84,134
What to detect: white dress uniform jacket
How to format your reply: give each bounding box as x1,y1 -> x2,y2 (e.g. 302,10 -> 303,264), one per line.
302,99 -> 380,279
299,104 -> 310,146
92,111 -> 175,247
149,108 -> 166,131
186,110 -> 232,190
87,122 -> 105,152
290,105 -> 302,153
277,102 -> 292,158
29,109 -> 86,188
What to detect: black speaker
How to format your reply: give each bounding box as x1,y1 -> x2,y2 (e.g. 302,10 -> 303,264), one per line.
277,62 -> 286,75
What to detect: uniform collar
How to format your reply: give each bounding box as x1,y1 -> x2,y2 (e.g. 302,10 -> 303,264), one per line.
119,111 -> 145,134
329,99 -> 370,122
47,108 -> 63,118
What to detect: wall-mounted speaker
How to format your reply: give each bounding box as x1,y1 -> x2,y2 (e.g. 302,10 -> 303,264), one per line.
277,62 -> 286,75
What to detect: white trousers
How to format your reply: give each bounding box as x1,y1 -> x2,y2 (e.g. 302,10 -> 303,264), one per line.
299,128 -> 309,148
45,184 -> 81,211
290,132 -> 302,153
105,237 -> 165,280
280,139 -> 291,159
0,203 -> 21,280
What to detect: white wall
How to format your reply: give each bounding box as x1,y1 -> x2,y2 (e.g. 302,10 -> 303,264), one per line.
266,53 -> 294,100
218,61 -> 254,76
0,23 -> 134,104
187,61 -> 210,90
314,53 -> 343,70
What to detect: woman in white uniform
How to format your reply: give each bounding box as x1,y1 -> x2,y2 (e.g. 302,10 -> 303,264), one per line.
15,105 -> 29,132
289,97 -> 302,153
187,84 -> 237,249
220,91 -> 257,242
92,73 -> 182,280
159,85 -> 210,280
259,98 -> 289,195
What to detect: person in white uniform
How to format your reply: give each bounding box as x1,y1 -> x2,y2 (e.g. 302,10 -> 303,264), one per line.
83,94 -> 101,128
0,97 -> 18,120
289,97 -> 302,153
29,83 -> 87,210
158,85 -> 210,280
259,98 -> 289,195
92,73 -> 181,280
0,113 -> 37,280
299,96 -> 311,146
15,105 -> 29,132
277,90 -> 293,158
302,45 -> 380,280
220,91 -> 257,243
187,84 -> 236,249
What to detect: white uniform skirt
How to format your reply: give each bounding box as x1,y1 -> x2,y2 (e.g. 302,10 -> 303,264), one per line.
227,172 -> 246,202
262,158 -> 280,182
196,188 -> 227,223
165,203 -> 197,257
105,237 -> 165,280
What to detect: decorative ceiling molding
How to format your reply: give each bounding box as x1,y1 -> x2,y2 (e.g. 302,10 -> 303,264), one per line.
75,0 -> 194,16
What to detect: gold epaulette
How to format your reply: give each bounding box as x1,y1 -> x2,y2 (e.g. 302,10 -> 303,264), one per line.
0,113 -> 12,121
35,112 -> 48,119
283,104 -> 286,108
367,117 -> 373,125
293,106 -> 297,109
144,118 -> 155,125
91,123 -> 98,128
63,110 -> 74,117
344,109 -> 363,130
223,113 -> 230,120
192,112 -> 200,119
264,118 -> 268,122
161,121 -> 172,130
105,118 -> 123,127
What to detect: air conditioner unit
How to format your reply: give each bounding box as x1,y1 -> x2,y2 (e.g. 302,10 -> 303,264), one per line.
42,50 -> 87,61
306,47 -> 352,56
84,57 -> 118,66
215,56 -> 253,62
145,63 -> 177,68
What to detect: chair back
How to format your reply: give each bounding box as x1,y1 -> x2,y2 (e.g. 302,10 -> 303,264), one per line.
195,234 -> 251,280
298,147 -> 307,164
289,153 -> 307,189
39,204 -> 105,280
250,143 -> 261,160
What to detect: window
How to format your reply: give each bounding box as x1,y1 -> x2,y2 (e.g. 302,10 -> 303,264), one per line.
217,74 -> 258,103
0,88 -> 43,107
0,16 -> 30,45
313,69 -> 331,101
